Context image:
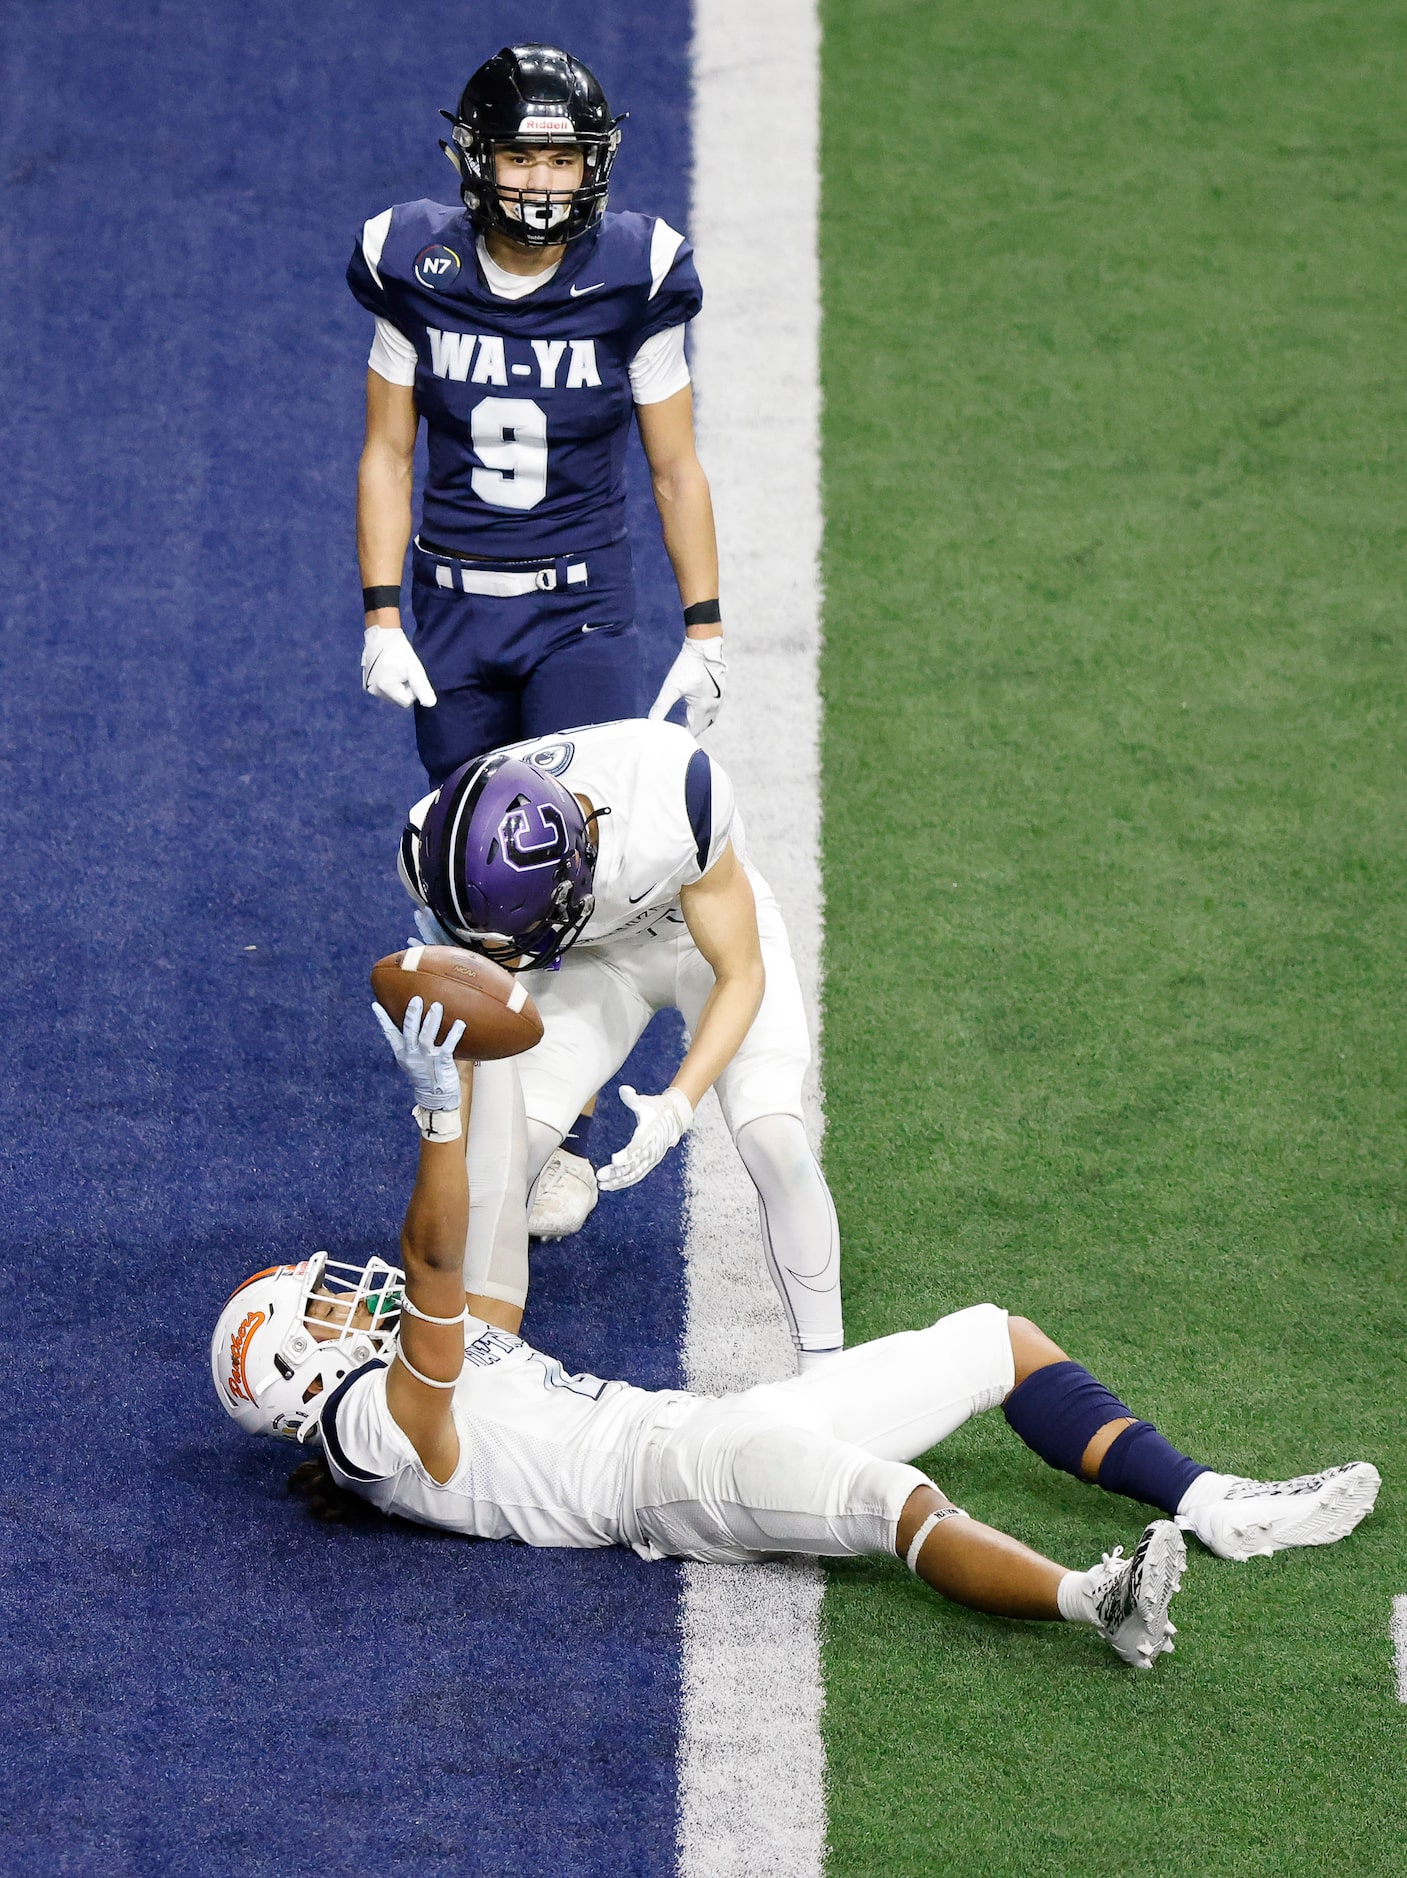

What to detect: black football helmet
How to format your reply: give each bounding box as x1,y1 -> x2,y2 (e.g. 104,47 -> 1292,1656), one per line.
440,45 -> 624,248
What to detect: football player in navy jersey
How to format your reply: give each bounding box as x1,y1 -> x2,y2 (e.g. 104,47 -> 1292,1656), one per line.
349,43 -> 727,786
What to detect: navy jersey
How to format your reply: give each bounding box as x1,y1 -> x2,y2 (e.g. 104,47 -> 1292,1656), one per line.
348,202 -> 703,559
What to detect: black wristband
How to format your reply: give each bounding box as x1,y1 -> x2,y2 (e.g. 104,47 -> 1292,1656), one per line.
683,599 -> 722,628
363,584 -> 402,614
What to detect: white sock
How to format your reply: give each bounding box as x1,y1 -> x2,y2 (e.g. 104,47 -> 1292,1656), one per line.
1056,1568 -> 1098,1626
1174,1469 -> 1240,1518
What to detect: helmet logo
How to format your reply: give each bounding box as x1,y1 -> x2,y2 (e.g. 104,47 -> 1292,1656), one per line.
524,739 -> 574,777
228,1308 -> 266,1404
518,115 -> 575,137
499,802 -> 570,870
415,244 -> 462,289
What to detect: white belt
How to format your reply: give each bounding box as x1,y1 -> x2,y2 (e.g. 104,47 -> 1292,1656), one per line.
431,561 -> 588,597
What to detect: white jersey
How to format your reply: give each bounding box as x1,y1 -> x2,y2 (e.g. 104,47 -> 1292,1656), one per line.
320,1313 -> 690,1554
315,1306 -> 1019,1566
405,719 -> 742,949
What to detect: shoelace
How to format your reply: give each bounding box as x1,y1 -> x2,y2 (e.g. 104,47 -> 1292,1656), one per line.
1091,1546 -> 1132,1627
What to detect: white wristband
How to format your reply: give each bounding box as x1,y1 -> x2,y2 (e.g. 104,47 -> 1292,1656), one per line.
413,1103 -> 463,1142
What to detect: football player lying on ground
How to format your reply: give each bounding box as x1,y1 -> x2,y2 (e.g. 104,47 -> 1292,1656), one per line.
210,1001 -> 1381,1674
400,717 -> 845,1372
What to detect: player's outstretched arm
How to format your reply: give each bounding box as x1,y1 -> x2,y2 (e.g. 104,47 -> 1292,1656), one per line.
638,387 -> 727,737
598,844 -> 764,1192
672,844 -> 765,1108
358,371 -> 436,710
372,997 -> 469,1481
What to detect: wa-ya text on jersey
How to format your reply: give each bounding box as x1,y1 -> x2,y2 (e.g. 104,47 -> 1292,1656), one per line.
347,202 -> 702,559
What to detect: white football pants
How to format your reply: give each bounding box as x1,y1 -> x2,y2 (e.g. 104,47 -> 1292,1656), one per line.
515,869 -> 843,1357
632,1303 -> 1016,1563
462,1057 -> 530,1309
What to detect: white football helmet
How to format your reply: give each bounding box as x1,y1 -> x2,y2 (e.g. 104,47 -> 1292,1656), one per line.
210,1252 -> 405,1444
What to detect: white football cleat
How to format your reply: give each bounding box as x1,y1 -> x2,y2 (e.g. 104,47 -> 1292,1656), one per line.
1086,1521 -> 1185,1669
528,1148 -> 599,1241
1177,1462 -> 1381,1561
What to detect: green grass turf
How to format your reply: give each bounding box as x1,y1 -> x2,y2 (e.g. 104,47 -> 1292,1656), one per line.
817,1 -> 1407,1870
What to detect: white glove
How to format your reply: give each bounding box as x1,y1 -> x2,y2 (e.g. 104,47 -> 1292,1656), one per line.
362,626 -> 438,709
412,904 -> 457,949
648,636 -> 726,738
596,1084 -> 693,1191
372,996 -> 465,1110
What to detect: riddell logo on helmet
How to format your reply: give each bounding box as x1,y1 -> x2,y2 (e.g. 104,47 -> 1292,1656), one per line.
228,1309 -> 266,1404
518,115 -> 575,136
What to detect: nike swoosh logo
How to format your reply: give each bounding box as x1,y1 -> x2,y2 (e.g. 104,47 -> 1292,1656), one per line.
581,623 -> 603,633
628,885 -> 661,904
570,282 -> 606,297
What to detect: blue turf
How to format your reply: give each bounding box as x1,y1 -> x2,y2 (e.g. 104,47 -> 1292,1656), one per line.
0,6 -> 694,1871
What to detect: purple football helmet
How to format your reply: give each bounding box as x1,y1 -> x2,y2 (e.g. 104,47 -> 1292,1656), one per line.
409,753 -> 598,969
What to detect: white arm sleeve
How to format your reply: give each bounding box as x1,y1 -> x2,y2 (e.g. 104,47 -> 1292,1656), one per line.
368,316 -> 418,387
629,325 -> 690,405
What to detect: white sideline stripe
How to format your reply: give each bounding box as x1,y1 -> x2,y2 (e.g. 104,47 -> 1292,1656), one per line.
1393,1597 -> 1407,1702
681,3 -> 827,1876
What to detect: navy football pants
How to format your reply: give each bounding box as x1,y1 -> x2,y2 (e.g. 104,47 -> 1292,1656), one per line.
409,537 -> 642,783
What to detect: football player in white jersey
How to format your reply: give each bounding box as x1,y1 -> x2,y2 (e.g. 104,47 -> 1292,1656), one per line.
209,999 -> 1381,1671
398,717 -> 844,1372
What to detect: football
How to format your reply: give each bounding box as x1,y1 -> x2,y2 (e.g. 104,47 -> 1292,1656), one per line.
370,945 -> 544,1061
